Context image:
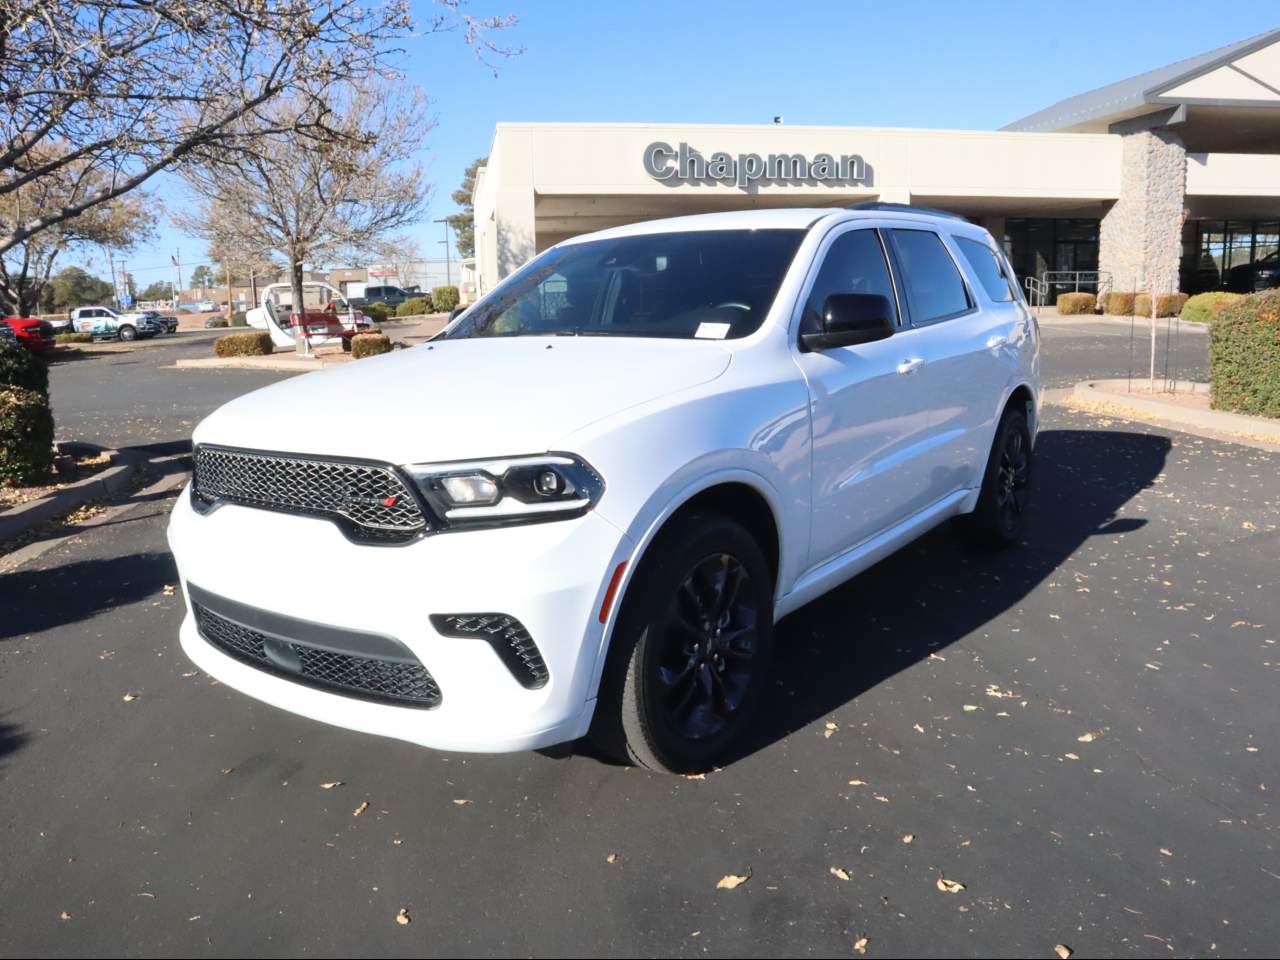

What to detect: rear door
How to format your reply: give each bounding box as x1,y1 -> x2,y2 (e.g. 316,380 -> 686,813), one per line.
792,224 -> 942,568
883,228 -> 1011,499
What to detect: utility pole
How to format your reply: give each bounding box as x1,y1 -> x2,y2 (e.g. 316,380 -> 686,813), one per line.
172,252 -> 183,309
433,218 -> 452,287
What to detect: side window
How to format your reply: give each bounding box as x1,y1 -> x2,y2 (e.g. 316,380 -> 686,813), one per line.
800,228 -> 898,335
955,235 -> 1014,302
887,229 -> 972,324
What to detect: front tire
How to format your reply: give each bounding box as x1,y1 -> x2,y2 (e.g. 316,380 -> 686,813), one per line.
591,514 -> 774,773
963,406 -> 1032,546
117,324 -> 136,342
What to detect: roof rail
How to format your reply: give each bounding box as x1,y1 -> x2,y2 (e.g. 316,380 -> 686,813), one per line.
846,201 -> 969,222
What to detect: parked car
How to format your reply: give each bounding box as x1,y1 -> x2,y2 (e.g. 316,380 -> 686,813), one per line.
139,309 -> 179,333
349,285 -> 419,309
1226,248 -> 1280,293
1,315 -> 56,354
70,305 -> 160,341
196,299 -> 218,312
168,205 -> 1040,772
45,315 -> 74,335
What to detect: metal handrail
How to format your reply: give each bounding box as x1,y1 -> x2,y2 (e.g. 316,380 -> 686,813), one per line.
1024,275 -> 1048,309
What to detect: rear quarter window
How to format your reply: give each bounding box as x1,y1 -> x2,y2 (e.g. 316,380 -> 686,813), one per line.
887,229 -> 972,325
955,235 -> 1015,303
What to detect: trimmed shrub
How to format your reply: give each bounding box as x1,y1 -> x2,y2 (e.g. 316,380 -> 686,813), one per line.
431,285 -> 460,313
207,318 -> 229,328
396,296 -> 432,317
56,332 -> 93,344
0,338 -> 49,397
0,385 -> 55,484
1056,292 -> 1095,315
232,311 -> 248,326
213,331 -> 274,358
1104,292 -> 1136,315
350,333 -> 392,359
1134,292 -> 1189,318
1182,291 -> 1244,324
363,301 -> 390,324
1209,289 -> 1280,418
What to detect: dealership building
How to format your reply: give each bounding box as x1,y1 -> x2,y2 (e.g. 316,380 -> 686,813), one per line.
471,29 -> 1280,301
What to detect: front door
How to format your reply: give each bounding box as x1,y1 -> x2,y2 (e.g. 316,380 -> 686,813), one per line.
793,225 -> 940,569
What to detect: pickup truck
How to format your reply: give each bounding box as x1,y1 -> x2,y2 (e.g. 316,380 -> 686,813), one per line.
70,306 -> 162,341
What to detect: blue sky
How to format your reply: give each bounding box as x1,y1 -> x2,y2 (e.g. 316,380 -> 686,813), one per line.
115,1 -> 1276,288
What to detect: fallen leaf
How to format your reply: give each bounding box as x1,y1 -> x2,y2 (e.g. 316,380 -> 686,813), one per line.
352,801 -> 369,817
716,867 -> 752,890
163,584 -> 175,596
392,838 -> 403,845
59,911 -> 71,921
452,798 -> 472,806
683,773 -> 707,781
854,936 -> 869,954
395,907 -> 411,926
962,704 -> 979,712
936,876 -> 965,894
220,767 -> 234,775
824,722 -> 838,738
1159,847 -> 1172,857
873,794 -> 890,803
320,781 -> 344,790
830,866 -> 850,881
848,778 -> 867,786
1054,945 -> 1073,960
902,834 -> 915,844
181,670 -> 198,678
1064,753 -> 1081,761
606,853 -> 620,864
122,692 -> 139,702
1077,732 -> 1096,743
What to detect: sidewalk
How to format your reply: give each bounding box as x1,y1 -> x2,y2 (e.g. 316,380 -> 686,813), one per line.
1034,306 -> 1209,334
1068,379 -> 1280,451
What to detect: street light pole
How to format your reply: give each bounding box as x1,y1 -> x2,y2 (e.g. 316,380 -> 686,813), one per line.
433,218 -> 452,287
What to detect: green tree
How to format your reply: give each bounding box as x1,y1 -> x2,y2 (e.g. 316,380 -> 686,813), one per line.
446,156 -> 486,259
138,280 -> 173,302
189,265 -> 215,289
40,266 -> 114,312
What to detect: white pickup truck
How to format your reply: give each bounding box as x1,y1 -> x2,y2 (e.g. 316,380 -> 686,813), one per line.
70,306 -> 162,341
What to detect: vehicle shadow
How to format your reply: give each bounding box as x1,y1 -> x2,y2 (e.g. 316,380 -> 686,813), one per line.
718,426 -> 1169,764
0,716 -> 26,764
0,551 -> 178,642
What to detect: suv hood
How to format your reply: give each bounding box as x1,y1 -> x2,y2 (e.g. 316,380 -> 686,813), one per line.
193,337 -> 732,464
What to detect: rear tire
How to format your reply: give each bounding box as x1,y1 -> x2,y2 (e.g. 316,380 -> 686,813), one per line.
962,406 -> 1032,547
590,514 -> 774,773
118,325 -> 136,342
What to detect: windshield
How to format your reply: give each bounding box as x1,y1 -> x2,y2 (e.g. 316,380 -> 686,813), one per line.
445,228 -> 806,341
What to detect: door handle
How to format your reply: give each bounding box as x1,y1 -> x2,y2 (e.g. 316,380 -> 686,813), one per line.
986,334 -> 1007,350
896,357 -> 925,375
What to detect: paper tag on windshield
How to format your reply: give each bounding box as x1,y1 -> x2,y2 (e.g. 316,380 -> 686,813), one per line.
695,322 -> 731,340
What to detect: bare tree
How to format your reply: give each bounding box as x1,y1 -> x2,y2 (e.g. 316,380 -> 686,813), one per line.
176,84 -> 429,352
1,0 -> 519,257
0,145 -> 155,315
370,235 -> 425,289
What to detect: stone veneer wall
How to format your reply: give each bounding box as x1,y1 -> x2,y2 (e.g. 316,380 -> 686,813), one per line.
1098,127 -> 1186,294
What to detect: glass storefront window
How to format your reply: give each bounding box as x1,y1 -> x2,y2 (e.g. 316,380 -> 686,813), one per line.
1182,219 -> 1280,294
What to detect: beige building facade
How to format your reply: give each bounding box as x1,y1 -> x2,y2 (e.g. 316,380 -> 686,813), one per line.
473,30 -> 1280,302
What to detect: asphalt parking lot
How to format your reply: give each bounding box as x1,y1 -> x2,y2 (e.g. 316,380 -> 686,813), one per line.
2,321 -> 1276,957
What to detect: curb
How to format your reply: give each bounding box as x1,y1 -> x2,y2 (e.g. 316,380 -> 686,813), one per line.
0,445 -> 145,544
1070,380 -> 1280,450
1037,312 -> 1209,335
174,354 -> 344,371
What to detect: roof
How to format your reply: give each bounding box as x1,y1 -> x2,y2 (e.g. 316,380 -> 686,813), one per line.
566,207 -> 990,245
1002,28 -> 1280,133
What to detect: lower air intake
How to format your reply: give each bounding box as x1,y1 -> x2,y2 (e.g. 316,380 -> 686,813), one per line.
431,613 -> 548,690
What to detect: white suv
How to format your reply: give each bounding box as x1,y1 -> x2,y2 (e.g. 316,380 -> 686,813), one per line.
168,205 -> 1039,772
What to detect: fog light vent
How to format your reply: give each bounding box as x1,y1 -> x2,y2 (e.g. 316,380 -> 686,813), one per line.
431,613 -> 548,690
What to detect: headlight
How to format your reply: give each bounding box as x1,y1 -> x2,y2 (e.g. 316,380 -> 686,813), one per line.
404,453 -> 604,528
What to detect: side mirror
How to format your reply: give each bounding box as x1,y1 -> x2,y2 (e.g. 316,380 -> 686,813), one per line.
449,307 -> 464,323
800,293 -> 895,351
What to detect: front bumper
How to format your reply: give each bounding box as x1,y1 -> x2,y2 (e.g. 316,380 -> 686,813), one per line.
167,482 -> 631,752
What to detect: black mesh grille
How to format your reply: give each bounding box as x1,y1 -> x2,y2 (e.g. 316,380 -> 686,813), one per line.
431,614 -> 548,690
193,601 -> 441,708
192,444 -> 427,543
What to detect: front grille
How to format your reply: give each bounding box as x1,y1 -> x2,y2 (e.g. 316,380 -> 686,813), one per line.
192,444 -> 427,543
192,599 -> 441,708
431,614 -> 548,689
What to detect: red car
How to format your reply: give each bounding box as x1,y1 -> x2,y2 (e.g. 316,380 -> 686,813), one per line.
2,315 -> 56,354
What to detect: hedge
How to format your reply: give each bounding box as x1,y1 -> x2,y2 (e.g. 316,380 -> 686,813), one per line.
55,332 -> 93,344
207,318 -> 229,328
0,338 -> 49,397
1134,292 -> 1189,318
363,301 -> 390,324
1056,292 -> 1095,315
1104,292 -> 1136,315
431,285 -> 460,313
213,331 -> 274,357
350,333 -> 392,359
1182,291 -> 1244,324
1209,289 -> 1280,418
0,385 -> 54,484
396,296 -> 432,317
